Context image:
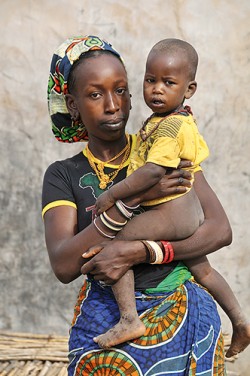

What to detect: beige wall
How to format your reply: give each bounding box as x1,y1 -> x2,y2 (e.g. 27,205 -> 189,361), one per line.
0,0 -> 249,373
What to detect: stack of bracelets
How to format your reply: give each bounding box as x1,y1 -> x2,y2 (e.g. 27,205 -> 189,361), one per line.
93,199 -> 174,264
93,199 -> 136,239
141,240 -> 174,264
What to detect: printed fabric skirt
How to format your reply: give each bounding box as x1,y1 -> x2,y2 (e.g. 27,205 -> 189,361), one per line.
68,278 -> 226,376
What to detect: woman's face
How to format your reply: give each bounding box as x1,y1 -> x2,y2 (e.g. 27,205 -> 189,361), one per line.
67,54 -> 131,142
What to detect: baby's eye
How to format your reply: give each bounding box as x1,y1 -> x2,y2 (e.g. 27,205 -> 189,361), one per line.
145,78 -> 154,83
165,80 -> 175,86
116,88 -> 126,95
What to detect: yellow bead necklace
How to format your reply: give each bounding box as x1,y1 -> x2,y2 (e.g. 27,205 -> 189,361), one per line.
86,134 -> 131,189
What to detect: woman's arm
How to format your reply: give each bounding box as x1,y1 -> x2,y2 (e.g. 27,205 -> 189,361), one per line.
44,168 -> 231,284
43,165 -> 191,284
43,205 -> 102,283
81,171 -> 232,284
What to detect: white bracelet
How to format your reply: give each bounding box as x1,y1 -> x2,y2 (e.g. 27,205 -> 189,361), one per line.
147,241 -> 164,264
119,200 -> 140,210
100,213 -> 122,232
103,211 -> 127,226
93,218 -> 115,239
115,200 -> 133,219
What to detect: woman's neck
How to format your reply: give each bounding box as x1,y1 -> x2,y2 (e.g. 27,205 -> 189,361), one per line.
87,134 -> 129,163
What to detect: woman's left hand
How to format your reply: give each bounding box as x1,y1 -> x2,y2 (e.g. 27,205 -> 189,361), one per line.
81,240 -> 146,285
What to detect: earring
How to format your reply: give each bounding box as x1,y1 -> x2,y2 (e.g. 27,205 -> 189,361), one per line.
71,112 -> 79,122
129,93 -> 132,110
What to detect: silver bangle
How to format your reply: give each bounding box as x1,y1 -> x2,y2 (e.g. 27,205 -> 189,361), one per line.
115,200 -> 133,219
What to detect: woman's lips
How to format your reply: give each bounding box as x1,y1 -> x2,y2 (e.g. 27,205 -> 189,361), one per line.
101,119 -> 125,130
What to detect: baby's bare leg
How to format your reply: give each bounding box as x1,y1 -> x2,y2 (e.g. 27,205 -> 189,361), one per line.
118,188 -> 204,241
95,189 -> 203,349
94,270 -> 146,349
187,257 -> 250,358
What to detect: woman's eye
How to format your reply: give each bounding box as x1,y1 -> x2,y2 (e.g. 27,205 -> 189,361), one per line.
90,92 -> 101,99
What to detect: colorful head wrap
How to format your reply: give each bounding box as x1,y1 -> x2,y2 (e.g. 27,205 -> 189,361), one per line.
48,35 -> 122,142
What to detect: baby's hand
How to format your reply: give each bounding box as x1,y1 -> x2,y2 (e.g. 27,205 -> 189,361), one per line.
95,190 -> 115,215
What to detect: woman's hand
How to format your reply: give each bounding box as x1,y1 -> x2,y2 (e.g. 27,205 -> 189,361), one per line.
141,160 -> 193,202
81,240 -> 146,285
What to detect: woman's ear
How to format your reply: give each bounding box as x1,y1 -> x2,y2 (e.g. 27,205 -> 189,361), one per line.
65,94 -> 79,120
185,81 -> 197,100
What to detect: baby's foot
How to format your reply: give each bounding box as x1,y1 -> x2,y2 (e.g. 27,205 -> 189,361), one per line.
93,314 -> 146,349
226,322 -> 250,358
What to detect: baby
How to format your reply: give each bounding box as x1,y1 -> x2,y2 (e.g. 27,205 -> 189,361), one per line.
94,38 -> 250,356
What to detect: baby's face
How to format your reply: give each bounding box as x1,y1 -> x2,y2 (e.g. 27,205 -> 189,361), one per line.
143,51 -> 192,114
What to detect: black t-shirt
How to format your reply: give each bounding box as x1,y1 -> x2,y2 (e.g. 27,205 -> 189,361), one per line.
42,143 -> 177,290
42,150 -> 128,231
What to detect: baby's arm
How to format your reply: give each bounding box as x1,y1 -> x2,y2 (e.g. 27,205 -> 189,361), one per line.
186,256 -> 250,357
96,162 -> 166,214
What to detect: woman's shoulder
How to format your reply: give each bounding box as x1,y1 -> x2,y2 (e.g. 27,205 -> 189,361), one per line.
45,150 -> 85,175
42,150 -> 87,211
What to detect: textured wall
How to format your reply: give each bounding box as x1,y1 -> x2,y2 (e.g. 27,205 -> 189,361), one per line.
0,0 -> 249,372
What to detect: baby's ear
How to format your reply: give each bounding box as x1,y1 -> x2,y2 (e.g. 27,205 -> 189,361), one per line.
185,81 -> 197,99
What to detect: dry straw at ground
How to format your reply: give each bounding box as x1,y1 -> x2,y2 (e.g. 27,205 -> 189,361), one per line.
0,331 -> 67,376
0,331 -> 238,376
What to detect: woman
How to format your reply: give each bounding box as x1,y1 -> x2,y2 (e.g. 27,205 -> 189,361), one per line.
43,35 -> 232,375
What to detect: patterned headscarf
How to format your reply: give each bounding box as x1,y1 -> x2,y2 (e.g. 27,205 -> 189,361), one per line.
48,35 -> 122,142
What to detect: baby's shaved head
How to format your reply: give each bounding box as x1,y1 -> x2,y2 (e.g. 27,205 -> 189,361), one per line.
149,38 -> 198,80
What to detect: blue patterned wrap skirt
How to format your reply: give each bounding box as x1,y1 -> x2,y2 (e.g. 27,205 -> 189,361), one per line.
68,278 -> 225,375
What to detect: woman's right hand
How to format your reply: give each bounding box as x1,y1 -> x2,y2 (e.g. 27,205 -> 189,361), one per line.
141,160 -> 193,202
81,239 -> 147,285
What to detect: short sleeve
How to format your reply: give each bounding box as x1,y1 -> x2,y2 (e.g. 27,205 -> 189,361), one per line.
42,161 -> 76,217
193,164 -> 202,173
